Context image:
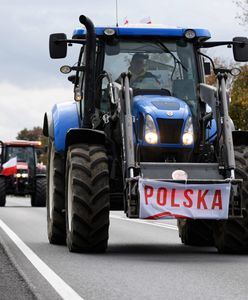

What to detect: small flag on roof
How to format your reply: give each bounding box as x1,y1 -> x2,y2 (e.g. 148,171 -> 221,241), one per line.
140,16 -> 152,24
123,16 -> 129,25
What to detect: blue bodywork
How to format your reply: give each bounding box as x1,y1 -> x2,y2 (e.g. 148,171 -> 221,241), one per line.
52,101 -> 80,151
133,95 -> 194,148
72,26 -> 211,40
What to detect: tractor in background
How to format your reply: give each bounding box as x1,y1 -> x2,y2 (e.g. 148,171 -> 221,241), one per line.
0,140 -> 46,207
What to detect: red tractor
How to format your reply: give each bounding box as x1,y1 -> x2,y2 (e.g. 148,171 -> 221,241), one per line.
0,140 -> 46,207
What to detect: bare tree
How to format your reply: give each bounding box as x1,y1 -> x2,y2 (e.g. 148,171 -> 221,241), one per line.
235,0 -> 248,25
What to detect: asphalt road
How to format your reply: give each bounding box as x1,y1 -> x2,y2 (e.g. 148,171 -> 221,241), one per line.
0,196 -> 248,300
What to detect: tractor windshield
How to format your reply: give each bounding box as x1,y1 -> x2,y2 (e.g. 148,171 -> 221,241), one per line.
5,146 -> 35,165
103,39 -> 198,114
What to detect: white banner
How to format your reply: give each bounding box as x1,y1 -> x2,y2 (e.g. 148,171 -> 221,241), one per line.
139,178 -> 231,220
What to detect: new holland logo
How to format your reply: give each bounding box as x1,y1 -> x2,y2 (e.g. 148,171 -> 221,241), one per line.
166,111 -> 174,116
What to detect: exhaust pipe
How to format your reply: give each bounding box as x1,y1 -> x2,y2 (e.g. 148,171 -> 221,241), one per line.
79,15 -> 96,128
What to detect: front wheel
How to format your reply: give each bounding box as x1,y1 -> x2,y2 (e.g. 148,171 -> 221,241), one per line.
47,140 -> 66,245
214,145 -> 248,253
177,219 -> 214,246
65,144 -> 110,253
31,177 -> 46,207
0,177 -> 6,207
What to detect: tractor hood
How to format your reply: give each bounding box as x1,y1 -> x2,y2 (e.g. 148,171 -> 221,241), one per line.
132,94 -> 194,148
133,94 -> 192,120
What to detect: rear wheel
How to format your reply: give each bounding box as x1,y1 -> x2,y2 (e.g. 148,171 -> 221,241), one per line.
31,177 -> 46,207
65,144 -> 110,253
47,140 -> 66,245
177,219 -> 214,246
0,177 -> 6,207
214,145 -> 248,253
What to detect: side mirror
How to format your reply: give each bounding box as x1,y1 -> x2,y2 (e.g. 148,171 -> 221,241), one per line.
204,62 -> 211,75
49,33 -> 67,59
233,37 -> 248,62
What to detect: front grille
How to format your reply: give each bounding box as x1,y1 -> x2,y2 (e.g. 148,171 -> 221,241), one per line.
157,119 -> 184,144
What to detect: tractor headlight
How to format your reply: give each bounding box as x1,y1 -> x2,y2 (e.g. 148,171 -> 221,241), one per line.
145,114 -> 158,144
21,173 -> 28,178
182,116 -> 194,145
74,87 -> 82,101
104,28 -> 116,36
184,29 -> 196,39
16,173 -> 21,178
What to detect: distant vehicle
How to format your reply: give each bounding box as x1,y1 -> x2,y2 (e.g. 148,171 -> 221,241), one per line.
0,140 -> 46,207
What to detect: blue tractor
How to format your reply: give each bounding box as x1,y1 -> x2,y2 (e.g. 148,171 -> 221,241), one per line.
44,15 -> 248,253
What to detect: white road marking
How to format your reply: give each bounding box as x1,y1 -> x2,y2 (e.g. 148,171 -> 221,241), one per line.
110,214 -> 178,230
0,219 -> 84,300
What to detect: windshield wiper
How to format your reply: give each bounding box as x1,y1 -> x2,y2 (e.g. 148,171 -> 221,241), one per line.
156,40 -> 188,72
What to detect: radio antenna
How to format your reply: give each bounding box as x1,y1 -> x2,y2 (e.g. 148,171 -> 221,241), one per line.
116,0 -> 119,27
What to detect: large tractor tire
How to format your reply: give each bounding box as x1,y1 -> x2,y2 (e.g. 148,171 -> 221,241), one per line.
31,177 -> 46,207
177,219 -> 214,246
47,140 -> 66,245
0,177 -> 6,207
214,145 -> 248,253
65,144 -> 110,253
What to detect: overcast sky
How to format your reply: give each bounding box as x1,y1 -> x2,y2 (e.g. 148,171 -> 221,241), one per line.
0,0 -> 246,140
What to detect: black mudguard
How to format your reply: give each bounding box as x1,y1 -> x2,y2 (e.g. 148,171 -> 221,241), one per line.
65,128 -> 107,151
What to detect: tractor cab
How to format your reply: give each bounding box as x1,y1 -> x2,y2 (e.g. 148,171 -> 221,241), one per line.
98,31 -> 201,114
4,141 -> 37,177
99,34 -> 200,162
